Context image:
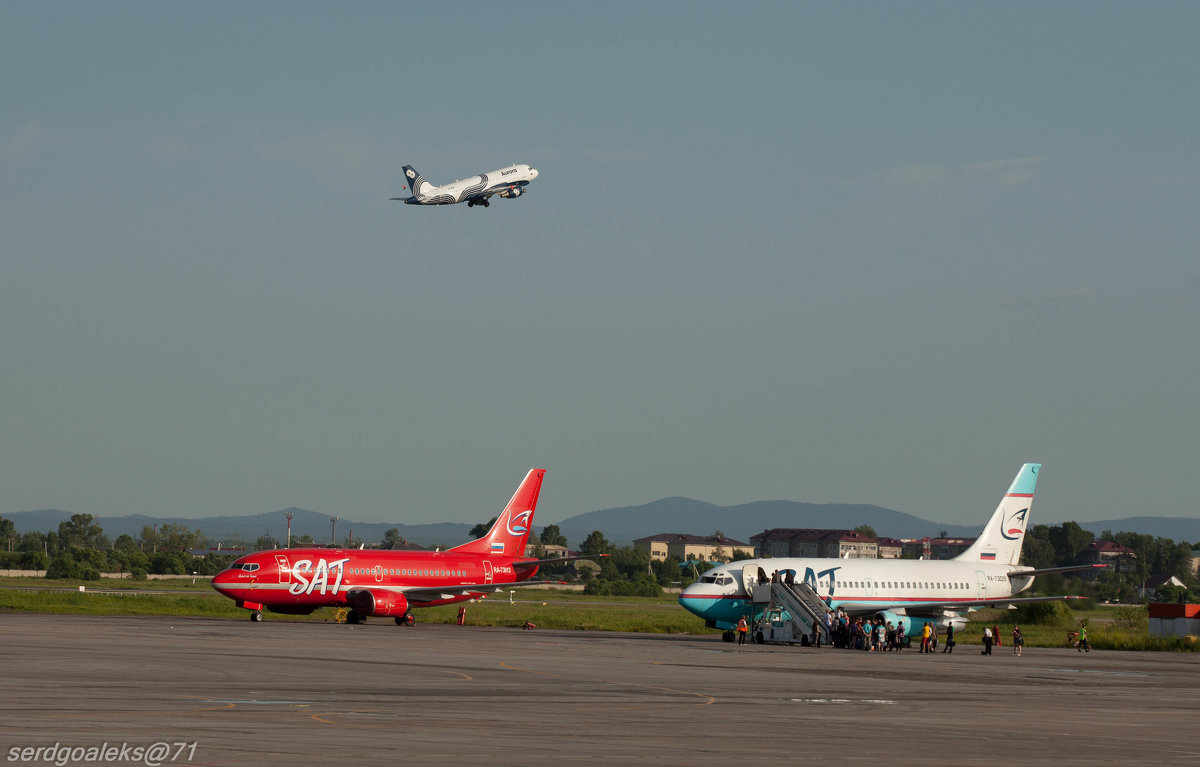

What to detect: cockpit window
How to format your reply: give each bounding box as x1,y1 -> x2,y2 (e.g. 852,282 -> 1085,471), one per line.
700,576 -> 718,583
230,563 -> 260,572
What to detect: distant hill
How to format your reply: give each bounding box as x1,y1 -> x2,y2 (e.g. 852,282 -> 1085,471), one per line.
1067,516 -> 1200,543
5,504 -> 1197,549
4,508 -> 473,549
3,509 -> 74,533
556,500 -> 1200,547
556,497 -> 981,546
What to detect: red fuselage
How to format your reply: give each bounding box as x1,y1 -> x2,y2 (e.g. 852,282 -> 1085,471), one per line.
211,468 -> 550,622
211,548 -> 540,614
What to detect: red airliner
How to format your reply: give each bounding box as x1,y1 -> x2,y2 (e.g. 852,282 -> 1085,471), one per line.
211,469 -> 582,624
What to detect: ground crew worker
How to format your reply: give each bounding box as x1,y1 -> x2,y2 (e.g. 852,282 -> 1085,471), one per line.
737,615 -> 749,646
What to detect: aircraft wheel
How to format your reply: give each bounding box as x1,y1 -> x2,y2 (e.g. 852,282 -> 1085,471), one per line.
347,610 -> 364,625
250,611 -> 263,622
400,612 -> 415,627
722,630 -> 735,643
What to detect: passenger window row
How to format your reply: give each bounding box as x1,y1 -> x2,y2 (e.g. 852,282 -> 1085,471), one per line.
347,567 -> 466,578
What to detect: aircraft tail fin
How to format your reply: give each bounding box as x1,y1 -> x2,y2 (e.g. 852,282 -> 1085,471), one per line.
448,469 -> 545,557
956,463 -> 1041,567
402,165 -> 433,197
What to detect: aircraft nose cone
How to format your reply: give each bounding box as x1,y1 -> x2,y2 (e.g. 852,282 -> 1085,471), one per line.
530,168 -> 539,179
211,570 -> 237,594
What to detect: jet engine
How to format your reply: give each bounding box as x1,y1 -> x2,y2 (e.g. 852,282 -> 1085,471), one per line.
872,610 -> 966,639
500,187 -> 523,198
348,589 -> 410,618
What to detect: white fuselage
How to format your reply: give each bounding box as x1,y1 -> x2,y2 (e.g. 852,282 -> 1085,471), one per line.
679,556 -> 1033,632
680,463 -> 1046,636
408,164 -> 538,206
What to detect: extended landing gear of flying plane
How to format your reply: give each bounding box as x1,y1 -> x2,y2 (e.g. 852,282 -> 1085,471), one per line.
466,198 -> 490,208
395,613 -> 415,627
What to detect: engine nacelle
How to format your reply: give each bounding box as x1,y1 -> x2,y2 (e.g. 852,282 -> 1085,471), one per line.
348,589 -> 410,617
872,609 -> 966,638
500,186 -> 523,198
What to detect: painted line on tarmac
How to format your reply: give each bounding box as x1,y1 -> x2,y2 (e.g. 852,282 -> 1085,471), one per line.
1033,667 -> 1147,676
791,698 -> 896,704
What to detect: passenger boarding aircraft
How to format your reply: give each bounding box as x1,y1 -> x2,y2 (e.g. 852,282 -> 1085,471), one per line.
212,469 -> 586,625
679,463 -> 1101,639
391,163 -> 538,208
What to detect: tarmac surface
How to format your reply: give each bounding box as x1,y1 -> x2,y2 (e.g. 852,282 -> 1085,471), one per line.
2,614 -> 1198,766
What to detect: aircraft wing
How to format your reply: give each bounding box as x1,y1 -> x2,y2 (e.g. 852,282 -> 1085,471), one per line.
465,182 -> 530,205
399,580 -> 567,604
372,553 -> 609,604
514,554 -> 610,567
841,594 -> 1087,618
1008,564 -> 1109,578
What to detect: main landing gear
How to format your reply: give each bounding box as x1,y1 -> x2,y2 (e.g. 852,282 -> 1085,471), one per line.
250,611 -> 263,622
466,198 -> 490,208
344,610 -> 415,626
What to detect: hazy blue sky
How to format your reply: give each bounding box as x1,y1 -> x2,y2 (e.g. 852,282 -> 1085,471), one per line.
3,2 -> 1198,530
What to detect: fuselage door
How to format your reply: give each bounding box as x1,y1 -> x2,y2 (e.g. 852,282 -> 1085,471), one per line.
274,555 -> 291,584
741,564 -> 760,596
975,570 -> 987,599
483,560 -> 494,584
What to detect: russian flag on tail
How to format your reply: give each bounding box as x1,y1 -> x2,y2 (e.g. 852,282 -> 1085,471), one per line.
980,552 -> 996,561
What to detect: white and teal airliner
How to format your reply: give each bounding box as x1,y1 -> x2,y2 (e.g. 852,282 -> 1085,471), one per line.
392,163 -> 538,208
679,464 -> 1099,639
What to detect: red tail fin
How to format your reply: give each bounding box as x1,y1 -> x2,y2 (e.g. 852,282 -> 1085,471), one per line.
448,469 -> 545,557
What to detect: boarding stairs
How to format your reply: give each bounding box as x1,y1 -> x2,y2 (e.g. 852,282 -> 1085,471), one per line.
751,581 -> 832,645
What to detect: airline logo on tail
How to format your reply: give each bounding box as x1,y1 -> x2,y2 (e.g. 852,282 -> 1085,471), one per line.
1003,508 -> 1029,540
508,510 -> 533,536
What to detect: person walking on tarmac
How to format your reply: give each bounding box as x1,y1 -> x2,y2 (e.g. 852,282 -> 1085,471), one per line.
981,625 -> 994,655
737,615 -> 749,646
943,623 -> 955,653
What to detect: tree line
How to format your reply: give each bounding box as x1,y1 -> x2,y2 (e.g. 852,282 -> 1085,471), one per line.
0,513 -> 235,580
1021,522 -> 1197,603
2,512 -> 1194,602
552,522 -> 1197,602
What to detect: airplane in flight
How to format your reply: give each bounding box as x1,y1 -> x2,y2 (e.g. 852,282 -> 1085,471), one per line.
679,463 -> 1103,641
211,468 -> 586,625
391,163 -> 538,208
